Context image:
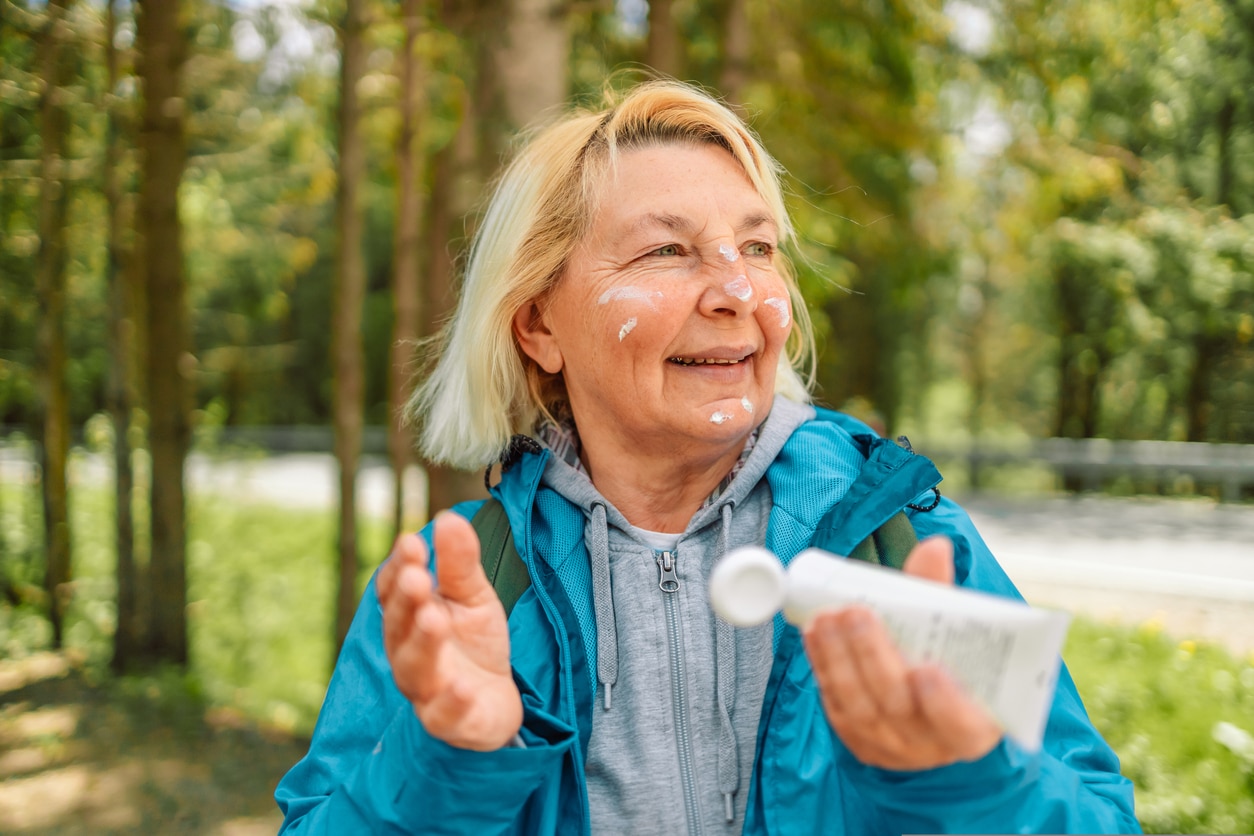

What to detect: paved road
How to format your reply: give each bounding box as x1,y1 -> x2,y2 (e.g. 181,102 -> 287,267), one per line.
6,449 -> 1253,654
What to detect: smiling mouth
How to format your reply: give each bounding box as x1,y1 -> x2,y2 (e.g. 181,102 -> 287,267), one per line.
667,353 -> 752,366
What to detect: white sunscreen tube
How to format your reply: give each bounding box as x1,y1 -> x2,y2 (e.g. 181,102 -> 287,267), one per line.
709,546 -> 1070,751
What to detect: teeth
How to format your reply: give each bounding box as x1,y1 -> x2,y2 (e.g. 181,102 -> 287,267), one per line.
669,357 -> 743,366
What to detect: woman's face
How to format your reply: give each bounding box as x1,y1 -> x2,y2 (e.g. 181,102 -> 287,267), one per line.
515,142 -> 793,461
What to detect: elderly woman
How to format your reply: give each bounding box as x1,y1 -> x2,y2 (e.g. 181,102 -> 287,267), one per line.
276,81 -> 1138,834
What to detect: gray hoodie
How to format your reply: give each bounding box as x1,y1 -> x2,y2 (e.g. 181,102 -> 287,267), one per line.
539,397 -> 815,835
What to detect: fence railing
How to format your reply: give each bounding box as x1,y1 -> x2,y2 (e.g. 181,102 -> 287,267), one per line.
4,426 -> 1254,501
915,437 -> 1254,501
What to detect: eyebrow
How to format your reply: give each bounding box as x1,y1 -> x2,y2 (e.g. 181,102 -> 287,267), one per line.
628,212 -> 778,236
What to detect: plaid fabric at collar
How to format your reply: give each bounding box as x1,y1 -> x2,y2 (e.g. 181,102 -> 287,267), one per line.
537,421 -> 759,510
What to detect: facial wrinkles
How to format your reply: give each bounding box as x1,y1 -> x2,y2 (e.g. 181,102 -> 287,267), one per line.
763,296 -> 791,328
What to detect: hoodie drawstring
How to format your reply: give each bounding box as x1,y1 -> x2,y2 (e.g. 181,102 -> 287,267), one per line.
715,502 -> 740,822
587,502 -> 618,710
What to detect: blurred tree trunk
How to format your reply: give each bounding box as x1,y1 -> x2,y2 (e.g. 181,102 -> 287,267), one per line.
137,0 -> 190,665
496,0 -> 567,127
332,0 -> 368,660
1216,94 -> 1235,211
1185,334 -> 1223,442
421,0 -> 569,514
647,0 -> 681,76
35,0 -> 72,648
389,0 -> 426,539
422,97 -> 490,515
719,0 -> 749,103
106,0 -> 143,673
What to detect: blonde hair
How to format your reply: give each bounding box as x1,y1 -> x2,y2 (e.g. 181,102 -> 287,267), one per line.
411,79 -> 815,469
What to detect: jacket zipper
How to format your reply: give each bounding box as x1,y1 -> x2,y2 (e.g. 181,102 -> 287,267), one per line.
656,549 -> 703,836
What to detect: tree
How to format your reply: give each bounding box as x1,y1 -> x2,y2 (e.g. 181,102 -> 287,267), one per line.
136,0 -> 190,665
34,0 -> 73,647
389,0 -> 426,538
105,0 -> 143,673
331,0 -> 369,659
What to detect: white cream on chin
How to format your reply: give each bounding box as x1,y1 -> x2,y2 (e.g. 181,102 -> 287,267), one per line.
741,396 -> 754,414
598,286 -> 663,308
618,318 -> 637,341
724,276 -> 753,302
763,296 -> 791,328
709,410 -> 733,424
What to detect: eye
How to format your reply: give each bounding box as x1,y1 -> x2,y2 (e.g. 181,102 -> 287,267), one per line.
744,242 -> 773,257
650,243 -> 681,257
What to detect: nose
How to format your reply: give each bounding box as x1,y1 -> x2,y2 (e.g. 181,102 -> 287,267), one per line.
698,266 -> 759,319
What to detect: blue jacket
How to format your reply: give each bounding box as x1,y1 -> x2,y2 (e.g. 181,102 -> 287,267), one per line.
276,410 -> 1140,834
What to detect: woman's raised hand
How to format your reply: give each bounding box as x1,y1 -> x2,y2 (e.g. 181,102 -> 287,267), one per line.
376,512 -> 523,751
801,536 -> 1003,771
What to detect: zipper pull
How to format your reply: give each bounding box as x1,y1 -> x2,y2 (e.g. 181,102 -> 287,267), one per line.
656,550 -> 680,593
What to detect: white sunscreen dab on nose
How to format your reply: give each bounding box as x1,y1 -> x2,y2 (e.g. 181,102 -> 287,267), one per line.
718,244 -> 739,262
724,276 -> 753,301
709,411 -> 733,424
741,396 -> 754,414
618,318 -> 637,341
763,297 -> 791,328
598,287 -> 663,308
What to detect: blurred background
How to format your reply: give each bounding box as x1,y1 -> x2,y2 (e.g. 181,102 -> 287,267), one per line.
1,0 -> 1253,832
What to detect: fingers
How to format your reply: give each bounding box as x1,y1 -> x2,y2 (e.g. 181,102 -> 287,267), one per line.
910,664 -> 1003,759
431,512 -> 492,604
380,534 -> 432,655
377,531 -> 429,600
902,535 -> 954,586
805,603 -> 1002,769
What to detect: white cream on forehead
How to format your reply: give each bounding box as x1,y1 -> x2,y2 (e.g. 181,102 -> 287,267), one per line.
598,287 -> 663,308
741,396 -> 754,414
718,244 -> 739,263
724,276 -> 753,302
763,297 -> 791,328
618,318 -> 637,341
710,410 -> 733,425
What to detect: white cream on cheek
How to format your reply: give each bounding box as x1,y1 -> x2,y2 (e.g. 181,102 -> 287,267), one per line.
763,297 -> 791,328
718,244 -> 739,263
709,410 -> 733,425
724,276 -> 753,302
598,286 -> 664,308
618,317 -> 638,341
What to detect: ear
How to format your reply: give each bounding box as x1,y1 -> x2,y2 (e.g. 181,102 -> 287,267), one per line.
513,300 -> 564,374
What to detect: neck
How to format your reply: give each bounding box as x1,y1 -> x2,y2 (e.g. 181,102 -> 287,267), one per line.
577,431 -> 750,533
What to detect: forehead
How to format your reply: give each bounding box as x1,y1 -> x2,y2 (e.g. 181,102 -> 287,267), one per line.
585,142 -> 774,233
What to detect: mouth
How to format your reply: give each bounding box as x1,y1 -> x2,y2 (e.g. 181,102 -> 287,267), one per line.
667,351 -> 753,367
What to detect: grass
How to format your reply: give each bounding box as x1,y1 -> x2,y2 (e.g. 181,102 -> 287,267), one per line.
1064,619 -> 1254,833
2,474 -> 1254,832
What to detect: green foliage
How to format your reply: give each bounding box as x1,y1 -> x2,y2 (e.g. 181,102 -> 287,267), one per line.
1065,618 -> 1254,833
0,479 -> 389,734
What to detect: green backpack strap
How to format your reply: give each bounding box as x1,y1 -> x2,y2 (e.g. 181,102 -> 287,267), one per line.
470,497 -> 531,618
846,510 -> 919,571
